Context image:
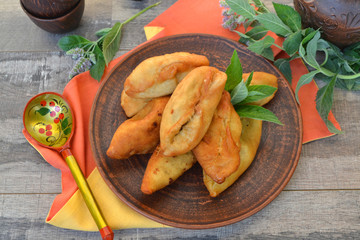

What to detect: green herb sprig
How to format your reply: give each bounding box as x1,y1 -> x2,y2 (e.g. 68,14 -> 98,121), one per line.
222,0 -> 360,133
226,50 -> 282,125
58,2 -> 161,81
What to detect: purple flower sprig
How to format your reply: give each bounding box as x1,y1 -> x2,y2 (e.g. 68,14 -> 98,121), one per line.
220,0 -> 245,31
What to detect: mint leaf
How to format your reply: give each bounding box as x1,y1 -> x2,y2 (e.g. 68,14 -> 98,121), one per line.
246,26 -> 268,40
226,0 -> 256,20
295,70 -> 320,103
248,36 -> 275,60
231,81 -> 248,105
255,13 -> 293,37
89,45 -> 106,81
315,75 -> 341,134
245,71 -> 254,87
275,58 -> 292,83
225,50 -> 243,92
236,104 -> 283,125
283,30 -> 302,56
95,28 -> 112,38
102,22 -> 124,66
58,35 -> 92,51
304,31 -> 321,68
241,85 -> 277,104
273,3 -> 301,32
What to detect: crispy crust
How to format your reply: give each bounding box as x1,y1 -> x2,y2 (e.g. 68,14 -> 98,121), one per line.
160,66 -> 227,156
141,146 -> 196,194
192,91 -> 242,184
120,90 -> 150,117
106,96 -> 169,159
124,52 -> 209,99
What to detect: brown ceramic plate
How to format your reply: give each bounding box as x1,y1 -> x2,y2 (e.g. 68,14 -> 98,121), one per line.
89,34 -> 302,229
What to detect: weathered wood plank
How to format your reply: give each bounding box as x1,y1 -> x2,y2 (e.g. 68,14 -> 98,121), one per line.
1,190 -> 359,239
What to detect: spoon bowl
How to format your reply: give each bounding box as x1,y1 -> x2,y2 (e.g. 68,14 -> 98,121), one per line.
23,92 -> 114,240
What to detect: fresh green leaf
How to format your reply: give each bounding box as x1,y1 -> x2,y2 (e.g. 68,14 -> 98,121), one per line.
275,58 -> 292,83
89,45 -> 106,81
95,28 -> 112,38
245,71 -> 253,87
235,104 -> 283,125
273,3 -> 301,32
295,70 -> 320,103
58,36 -> 92,51
241,85 -> 277,104
61,117 -> 69,130
231,81 -> 248,105
225,50 -> 243,92
245,26 -> 268,40
315,75 -> 341,134
35,108 -> 51,116
226,0 -> 256,20
304,31 -> 321,68
255,13 -> 293,37
102,22 -> 124,65
248,36 -> 275,60
283,30 -> 302,56
261,46 -> 275,61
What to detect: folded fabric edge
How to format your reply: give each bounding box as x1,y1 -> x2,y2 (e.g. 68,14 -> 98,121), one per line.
46,167 -> 168,231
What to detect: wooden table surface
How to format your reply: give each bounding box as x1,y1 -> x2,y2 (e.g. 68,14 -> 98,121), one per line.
1,0 -> 359,239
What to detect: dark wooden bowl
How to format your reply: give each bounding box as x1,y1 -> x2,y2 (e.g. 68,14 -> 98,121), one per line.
294,0 -> 360,48
89,34 -> 303,229
20,0 -> 79,19
20,0 -> 84,33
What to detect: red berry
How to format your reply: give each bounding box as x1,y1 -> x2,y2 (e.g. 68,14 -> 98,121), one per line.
46,125 -> 52,130
59,113 -> 64,120
54,118 -> 60,123
55,106 -> 60,112
50,111 -> 56,117
40,100 -> 46,106
46,131 -> 52,136
39,128 -> 45,134
49,102 -> 55,107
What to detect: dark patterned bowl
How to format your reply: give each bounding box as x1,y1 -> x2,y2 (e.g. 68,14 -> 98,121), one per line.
294,0 -> 360,48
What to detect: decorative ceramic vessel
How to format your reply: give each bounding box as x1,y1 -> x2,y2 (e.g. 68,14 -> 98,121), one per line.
293,0 -> 360,48
21,0 -> 79,19
20,0 -> 84,33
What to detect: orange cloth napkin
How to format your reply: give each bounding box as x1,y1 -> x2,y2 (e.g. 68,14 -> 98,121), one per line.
23,0 -> 340,231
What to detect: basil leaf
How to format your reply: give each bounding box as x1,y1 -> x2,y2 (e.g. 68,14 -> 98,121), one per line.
315,75 -> 341,134
283,30 -> 302,56
89,45 -> 106,81
295,70 -> 320,103
236,104 -> 283,125
102,22 -> 124,65
242,85 -> 277,104
58,35 -> 92,51
274,58 -> 292,83
225,50 -> 243,92
254,13 -> 293,37
231,81 -> 248,105
226,0 -> 256,20
273,3 -> 301,32
95,28 -> 112,38
246,26 -> 268,40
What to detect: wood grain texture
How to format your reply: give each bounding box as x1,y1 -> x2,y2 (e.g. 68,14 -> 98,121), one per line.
0,0 -> 359,239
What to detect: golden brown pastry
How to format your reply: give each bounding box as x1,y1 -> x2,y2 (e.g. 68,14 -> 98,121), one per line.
141,146 -> 196,194
106,96 -> 169,159
124,52 -> 209,99
203,118 -> 262,197
192,91 -> 242,184
120,90 -> 150,117
160,66 -> 227,156
242,72 -> 278,106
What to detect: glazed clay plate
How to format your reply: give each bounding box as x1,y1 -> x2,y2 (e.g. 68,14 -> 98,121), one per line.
89,34 -> 302,229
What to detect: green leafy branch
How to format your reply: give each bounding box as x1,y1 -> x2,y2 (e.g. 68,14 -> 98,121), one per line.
225,50 -> 282,125
223,0 -> 360,134
58,2 -> 161,81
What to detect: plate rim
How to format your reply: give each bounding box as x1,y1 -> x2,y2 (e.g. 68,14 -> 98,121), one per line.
89,33 -> 303,229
